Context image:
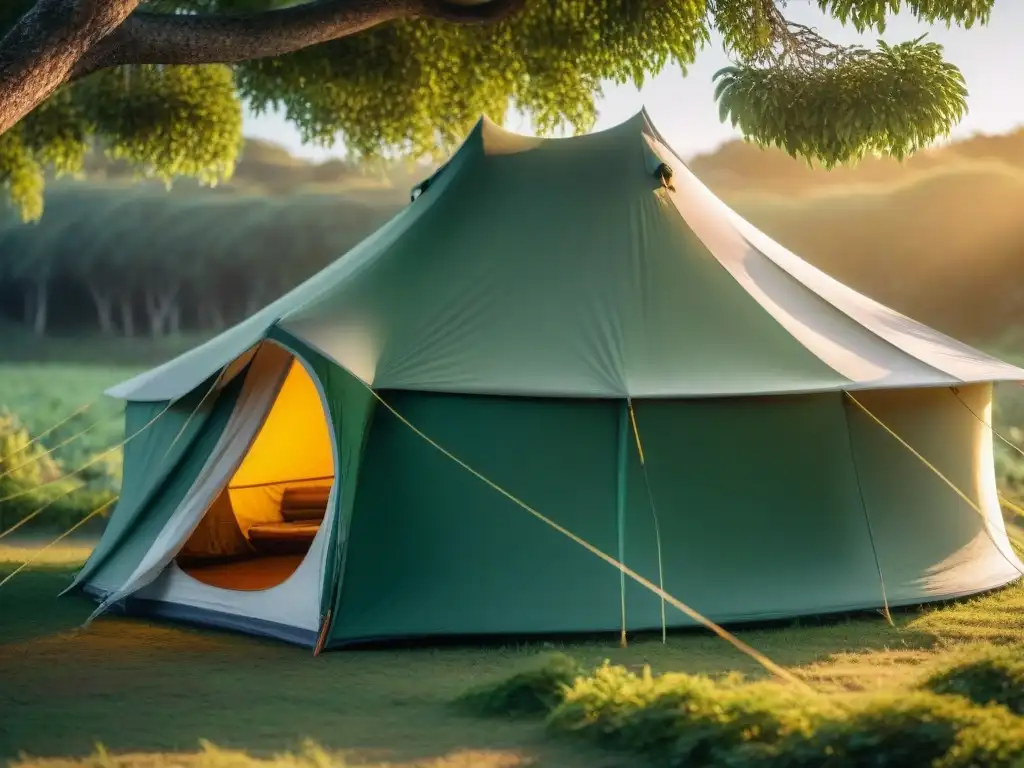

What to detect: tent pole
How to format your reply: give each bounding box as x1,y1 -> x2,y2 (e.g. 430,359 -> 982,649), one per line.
616,400 -> 630,648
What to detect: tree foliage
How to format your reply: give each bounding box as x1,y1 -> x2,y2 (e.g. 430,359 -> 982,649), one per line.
0,0 -> 997,221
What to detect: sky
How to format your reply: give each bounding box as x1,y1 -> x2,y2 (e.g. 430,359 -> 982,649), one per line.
246,1 -> 1024,161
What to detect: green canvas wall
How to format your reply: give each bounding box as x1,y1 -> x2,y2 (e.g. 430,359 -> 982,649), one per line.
328,383 -> 1013,645
73,373 -> 245,595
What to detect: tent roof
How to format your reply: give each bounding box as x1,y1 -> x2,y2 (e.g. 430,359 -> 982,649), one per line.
108,109 -> 1024,402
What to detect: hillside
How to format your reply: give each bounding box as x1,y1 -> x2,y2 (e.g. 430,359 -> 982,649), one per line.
690,128 -> 1024,197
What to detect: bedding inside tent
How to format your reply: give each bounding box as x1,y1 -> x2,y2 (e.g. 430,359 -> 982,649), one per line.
175,355 -> 335,591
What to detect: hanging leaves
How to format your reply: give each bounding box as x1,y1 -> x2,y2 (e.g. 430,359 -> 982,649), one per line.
714,37 -> 969,167
0,0 -> 1000,219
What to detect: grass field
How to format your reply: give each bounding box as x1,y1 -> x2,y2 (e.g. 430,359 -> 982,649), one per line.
5,336 -> 1024,766
3,541 -> 1024,767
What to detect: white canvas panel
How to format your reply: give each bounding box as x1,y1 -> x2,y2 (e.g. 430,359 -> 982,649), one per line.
649,135 -> 966,390
86,343 -> 293,623
737,216 -> 1024,385
134,520 -> 328,632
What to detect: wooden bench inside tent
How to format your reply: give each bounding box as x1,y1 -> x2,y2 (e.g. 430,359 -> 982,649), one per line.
248,485 -> 332,555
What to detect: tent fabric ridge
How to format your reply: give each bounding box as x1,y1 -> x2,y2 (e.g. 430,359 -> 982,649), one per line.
732,228 -> 958,386
742,228 -> 979,386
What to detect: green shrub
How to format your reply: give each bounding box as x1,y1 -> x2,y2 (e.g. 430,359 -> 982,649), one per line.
507,661 -> 1024,768
774,693 -> 1024,768
0,406 -> 118,533
0,408 -> 65,486
0,485 -> 116,532
548,662 -> 823,767
452,652 -> 584,718
923,645 -> 1024,715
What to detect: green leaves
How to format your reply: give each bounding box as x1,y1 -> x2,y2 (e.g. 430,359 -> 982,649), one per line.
713,37 -> 969,168
76,65 -> 243,185
237,0 -> 709,161
816,0 -> 995,33
0,131 -> 45,224
0,64 -> 242,221
0,0 -> 1000,218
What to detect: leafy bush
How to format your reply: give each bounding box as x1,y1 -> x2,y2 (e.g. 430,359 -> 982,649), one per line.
773,693 -> 1024,768
923,646 -> 1024,715
452,658 -> 1024,768
0,485 -> 116,532
0,408 -> 117,532
548,662 -> 823,766
452,652 -> 584,718
0,408 -> 65,486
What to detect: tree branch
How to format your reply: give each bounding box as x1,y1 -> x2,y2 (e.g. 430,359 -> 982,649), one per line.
0,0 -> 140,136
750,0 -> 866,70
74,0 -> 527,77
0,0 -> 528,140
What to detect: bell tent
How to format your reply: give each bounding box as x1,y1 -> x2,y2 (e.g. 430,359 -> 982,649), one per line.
70,110 -> 1024,650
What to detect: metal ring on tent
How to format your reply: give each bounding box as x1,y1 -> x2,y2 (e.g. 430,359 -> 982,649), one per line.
654,162 -> 675,191
410,178 -> 430,201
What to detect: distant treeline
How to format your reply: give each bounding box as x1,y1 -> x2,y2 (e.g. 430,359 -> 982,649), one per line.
2,129 -> 1024,343
0,184 -> 401,337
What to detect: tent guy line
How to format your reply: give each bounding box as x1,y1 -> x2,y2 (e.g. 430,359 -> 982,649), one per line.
0,497 -> 116,590
841,406 -> 893,627
844,391 -> 1024,581
1,401 -> 94,463
361,384 -> 813,690
626,397 -> 668,644
0,400 -> 174,507
0,404 -> 111,485
0,484 -> 85,542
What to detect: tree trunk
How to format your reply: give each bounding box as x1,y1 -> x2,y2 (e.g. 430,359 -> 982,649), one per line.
0,0 -> 523,142
143,283 -> 179,337
32,279 -> 48,336
118,294 -> 134,337
0,0 -> 141,137
168,301 -> 181,336
86,280 -> 115,335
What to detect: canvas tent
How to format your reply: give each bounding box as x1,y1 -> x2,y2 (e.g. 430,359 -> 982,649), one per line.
70,110 -> 1024,650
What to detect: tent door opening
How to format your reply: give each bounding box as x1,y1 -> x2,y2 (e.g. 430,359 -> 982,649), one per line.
174,352 -> 335,592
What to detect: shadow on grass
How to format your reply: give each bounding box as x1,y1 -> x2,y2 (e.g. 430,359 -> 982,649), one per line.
1,554 -> 1021,767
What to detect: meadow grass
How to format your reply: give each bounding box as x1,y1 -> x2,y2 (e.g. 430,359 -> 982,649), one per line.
4,542 -> 1024,768
0,363 -> 140,477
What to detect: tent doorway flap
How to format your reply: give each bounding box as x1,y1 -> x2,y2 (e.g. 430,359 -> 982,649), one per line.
177,355 -> 336,591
